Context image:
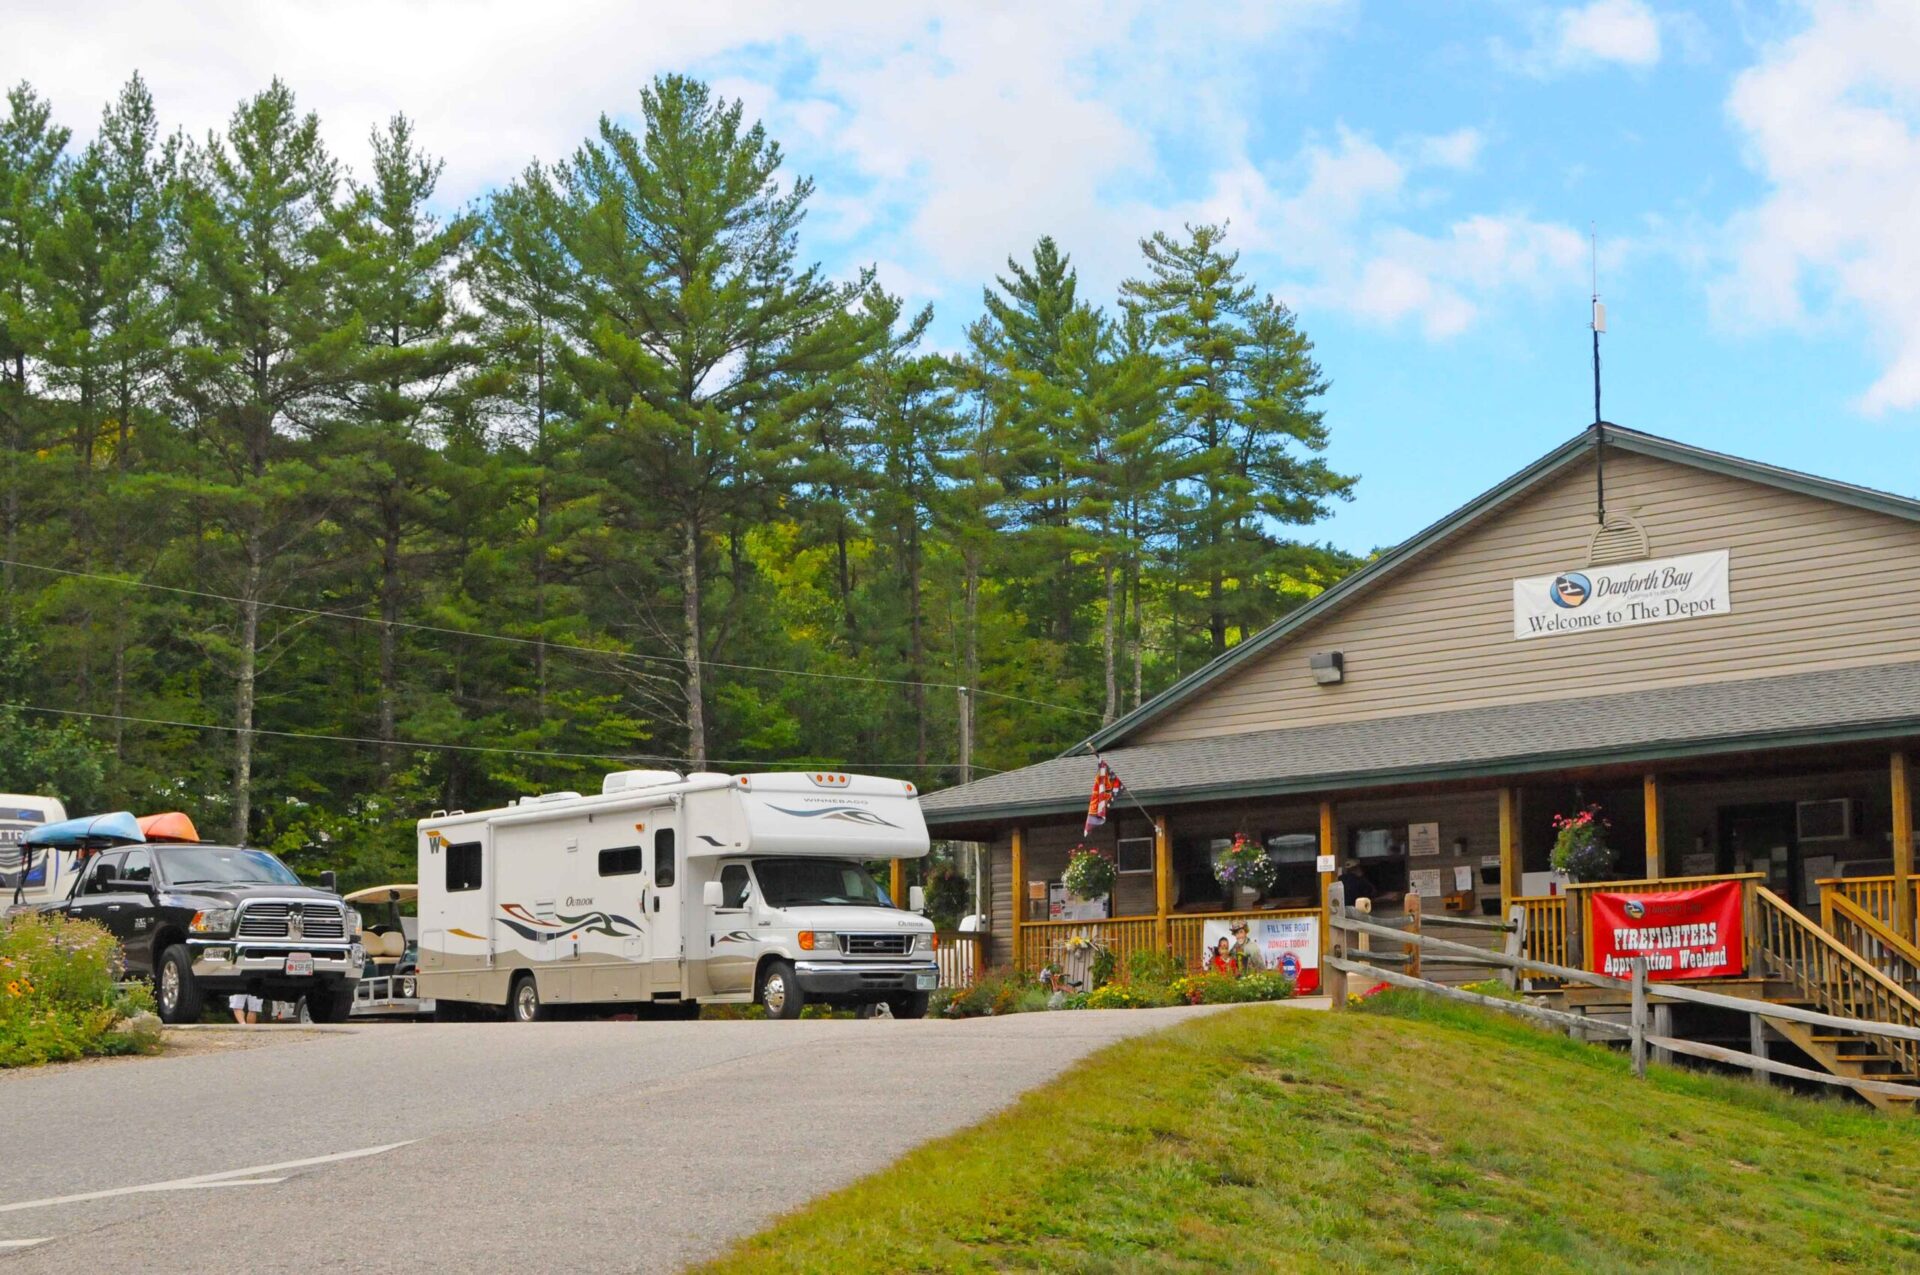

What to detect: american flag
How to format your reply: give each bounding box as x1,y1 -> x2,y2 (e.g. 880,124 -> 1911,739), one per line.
1084,758 -> 1124,834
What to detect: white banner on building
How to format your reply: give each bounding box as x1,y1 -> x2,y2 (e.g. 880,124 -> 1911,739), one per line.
1513,549 -> 1730,641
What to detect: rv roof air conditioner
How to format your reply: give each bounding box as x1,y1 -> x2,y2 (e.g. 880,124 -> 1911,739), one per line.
529,791 -> 582,804
602,769 -> 681,795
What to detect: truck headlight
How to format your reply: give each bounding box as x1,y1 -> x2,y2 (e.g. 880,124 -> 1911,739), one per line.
798,931 -> 839,952
345,908 -> 362,935
190,907 -> 237,935
916,932 -> 937,952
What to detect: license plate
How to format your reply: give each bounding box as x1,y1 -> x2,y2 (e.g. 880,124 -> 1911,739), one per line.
284,953 -> 314,976
916,972 -> 937,990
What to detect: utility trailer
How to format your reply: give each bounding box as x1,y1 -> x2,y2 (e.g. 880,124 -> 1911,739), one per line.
416,770 -> 938,1021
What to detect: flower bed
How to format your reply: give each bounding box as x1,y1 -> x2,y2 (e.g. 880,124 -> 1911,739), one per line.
1,913 -> 161,1067
934,963 -> 1294,1018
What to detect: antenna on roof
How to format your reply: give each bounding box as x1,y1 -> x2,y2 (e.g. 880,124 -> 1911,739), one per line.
1590,223 -> 1607,526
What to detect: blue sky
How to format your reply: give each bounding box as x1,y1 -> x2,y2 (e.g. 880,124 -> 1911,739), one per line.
11,1 -> 1920,553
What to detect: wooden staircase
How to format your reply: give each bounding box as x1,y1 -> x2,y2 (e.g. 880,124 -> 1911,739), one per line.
1752,887 -> 1920,1112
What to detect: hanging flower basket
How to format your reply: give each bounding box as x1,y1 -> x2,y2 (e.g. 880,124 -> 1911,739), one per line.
1550,805 -> 1615,882
1213,835 -> 1278,896
1062,845 -> 1118,901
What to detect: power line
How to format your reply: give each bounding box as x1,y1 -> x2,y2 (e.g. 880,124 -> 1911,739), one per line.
5,702 -> 1001,775
1,557 -> 1102,718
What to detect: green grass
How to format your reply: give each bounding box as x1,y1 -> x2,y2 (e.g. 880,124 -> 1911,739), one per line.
700,994 -> 1920,1273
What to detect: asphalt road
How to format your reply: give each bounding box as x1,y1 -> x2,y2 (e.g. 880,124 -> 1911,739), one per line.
0,1003 -> 1316,1272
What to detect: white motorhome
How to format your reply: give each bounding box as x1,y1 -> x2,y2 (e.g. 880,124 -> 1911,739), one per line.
2,794 -> 70,913
415,770 -> 938,1021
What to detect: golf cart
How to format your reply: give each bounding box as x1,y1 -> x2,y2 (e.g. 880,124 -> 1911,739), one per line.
347,884 -> 433,1018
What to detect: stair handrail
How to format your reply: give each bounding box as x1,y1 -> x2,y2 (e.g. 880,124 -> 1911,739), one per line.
1824,891 -> 1920,995
1754,885 -> 1920,1076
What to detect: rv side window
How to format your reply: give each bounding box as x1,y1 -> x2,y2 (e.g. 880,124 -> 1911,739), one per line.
445,841 -> 483,893
598,846 -> 643,877
654,829 -> 676,887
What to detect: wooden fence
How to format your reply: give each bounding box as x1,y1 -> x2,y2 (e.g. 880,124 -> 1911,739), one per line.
934,932 -> 985,989
1016,916 -> 1161,977
1819,876 -> 1920,943
1324,882 -> 1920,1110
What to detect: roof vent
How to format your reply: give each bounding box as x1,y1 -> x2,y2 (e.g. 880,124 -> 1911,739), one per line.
1587,516 -> 1649,567
603,769 -> 680,795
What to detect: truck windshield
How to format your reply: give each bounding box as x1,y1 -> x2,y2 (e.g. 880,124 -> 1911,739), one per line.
752,858 -> 893,908
157,846 -> 301,886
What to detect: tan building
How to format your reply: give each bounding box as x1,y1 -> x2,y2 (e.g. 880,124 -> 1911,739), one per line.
921,425 -> 1920,990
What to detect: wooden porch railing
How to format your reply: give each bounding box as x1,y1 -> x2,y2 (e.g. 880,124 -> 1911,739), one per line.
933,931 -> 985,989
1753,885 -> 1920,1079
1818,876 -> 1920,943
1168,909 -> 1319,972
1513,895 -> 1567,974
1017,916 -> 1161,976
1821,893 -> 1920,1001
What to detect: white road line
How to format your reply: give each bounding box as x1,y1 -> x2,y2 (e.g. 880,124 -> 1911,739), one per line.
0,1239 -> 52,1249
0,1141 -> 414,1215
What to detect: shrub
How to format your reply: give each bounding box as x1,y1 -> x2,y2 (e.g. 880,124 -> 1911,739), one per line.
1084,982 -> 1178,1010
922,864 -> 972,931
1,913 -> 160,1068
1125,948 -> 1185,987
1170,970 -> 1296,1005
1089,945 -> 1117,990
938,968 -> 1036,1019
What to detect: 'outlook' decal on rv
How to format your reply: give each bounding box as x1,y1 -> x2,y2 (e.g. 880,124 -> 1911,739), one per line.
495,902 -> 643,941
767,805 -> 899,829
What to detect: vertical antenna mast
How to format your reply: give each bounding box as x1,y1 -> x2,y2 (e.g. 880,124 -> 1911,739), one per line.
1591,224 -> 1607,526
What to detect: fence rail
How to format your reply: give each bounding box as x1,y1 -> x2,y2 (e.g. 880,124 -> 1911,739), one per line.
1754,885 -> 1920,1078
1513,895 -> 1567,974
1818,876 -> 1920,943
1821,893 -> 1920,999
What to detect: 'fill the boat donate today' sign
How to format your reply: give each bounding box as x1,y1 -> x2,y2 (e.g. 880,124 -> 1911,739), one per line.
1513,549 -> 1730,641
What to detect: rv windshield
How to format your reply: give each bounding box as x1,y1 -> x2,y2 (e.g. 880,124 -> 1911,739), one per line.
157,846 -> 301,886
751,858 -> 894,909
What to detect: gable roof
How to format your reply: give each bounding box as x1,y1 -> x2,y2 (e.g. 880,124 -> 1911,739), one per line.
1079,423 -> 1920,754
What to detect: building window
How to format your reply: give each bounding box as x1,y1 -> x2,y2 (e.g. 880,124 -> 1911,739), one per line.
1116,832 -> 1155,874
654,828 -> 676,887
445,841 -> 483,893
598,845 -> 643,877
1263,832 -> 1320,903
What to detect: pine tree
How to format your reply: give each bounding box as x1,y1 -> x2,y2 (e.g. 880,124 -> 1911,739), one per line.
169,80 -> 363,840
556,74 -> 890,766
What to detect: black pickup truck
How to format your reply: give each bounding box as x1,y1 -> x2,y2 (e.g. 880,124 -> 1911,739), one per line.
48,842 -> 362,1023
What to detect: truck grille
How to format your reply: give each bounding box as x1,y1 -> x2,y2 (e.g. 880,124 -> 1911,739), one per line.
838,933 -> 912,956
237,902 -> 346,942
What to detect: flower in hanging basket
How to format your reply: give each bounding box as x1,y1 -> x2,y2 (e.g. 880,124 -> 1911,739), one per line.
1062,845 -> 1118,901
1550,805 -> 1615,882
1213,835 -> 1278,896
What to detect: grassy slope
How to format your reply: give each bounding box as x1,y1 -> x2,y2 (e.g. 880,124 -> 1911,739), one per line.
701,995 -> 1920,1274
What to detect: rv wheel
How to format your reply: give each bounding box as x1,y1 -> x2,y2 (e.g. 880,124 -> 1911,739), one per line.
757,960 -> 805,1020
509,974 -> 549,1023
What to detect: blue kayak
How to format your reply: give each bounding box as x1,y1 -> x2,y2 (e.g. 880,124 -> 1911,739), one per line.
22,810 -> 146,849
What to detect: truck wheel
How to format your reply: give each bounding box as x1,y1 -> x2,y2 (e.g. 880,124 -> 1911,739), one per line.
889,992 -> 930,1020
154,944 -> 204,1024
757,960 -> 804,1020
305,985 -> 354,1023
509,973 -> 549,1023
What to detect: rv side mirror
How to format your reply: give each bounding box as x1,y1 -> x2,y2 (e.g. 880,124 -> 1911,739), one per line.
702,881 -> 723,908
908,885 -> 925,914
317,870 -> 337,892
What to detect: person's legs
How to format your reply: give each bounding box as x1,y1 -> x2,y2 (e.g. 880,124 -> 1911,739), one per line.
230,995 -> 247,1025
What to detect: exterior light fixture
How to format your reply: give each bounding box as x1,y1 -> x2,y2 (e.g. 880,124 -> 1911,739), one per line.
1310,650 -> 1344,685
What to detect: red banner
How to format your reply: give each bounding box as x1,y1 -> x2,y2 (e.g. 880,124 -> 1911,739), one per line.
1588,882 -> 1745,981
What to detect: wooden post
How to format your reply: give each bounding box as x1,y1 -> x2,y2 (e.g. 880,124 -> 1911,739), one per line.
1318,800 -> 1336,959
1894,751 -> 1915,944
1651,1003 -> 1673,1067
1565,887 -> 1586,971
1406,892 -> 1422,980
1748,1012 -> 1770,1084
1629,957 -> 1648,1078
1324,881 -> 1347,1005
1501,903 -> 1527,992
1153,814 -> 1172,953
1642,772 -> 1663,880
1010,826 -> 1026,972
1498,787 -> 1520,917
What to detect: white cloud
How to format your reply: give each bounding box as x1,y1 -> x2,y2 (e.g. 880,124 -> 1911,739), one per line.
1717,0 -> 1920,414
1500,0 -> 1664,77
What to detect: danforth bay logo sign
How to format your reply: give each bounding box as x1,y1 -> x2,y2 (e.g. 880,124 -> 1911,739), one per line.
1512,549 -> 1731,641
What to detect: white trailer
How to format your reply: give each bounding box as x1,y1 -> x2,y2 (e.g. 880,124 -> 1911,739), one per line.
415,770 -> 938,1021
2,794 -> 70,913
